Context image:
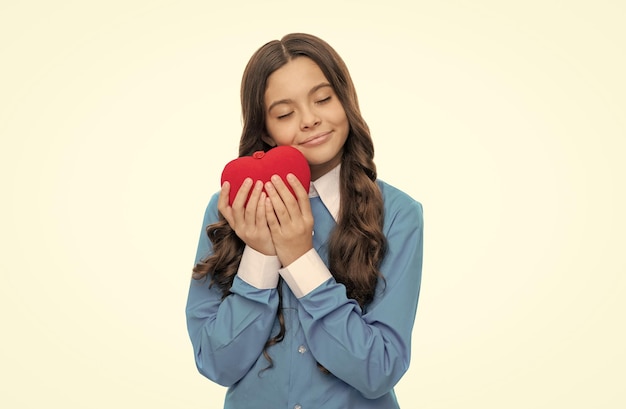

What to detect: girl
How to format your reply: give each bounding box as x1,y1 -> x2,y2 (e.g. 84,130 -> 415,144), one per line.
186,33 -> 423,409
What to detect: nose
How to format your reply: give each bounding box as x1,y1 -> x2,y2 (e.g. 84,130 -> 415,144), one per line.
300,107 -> 321,130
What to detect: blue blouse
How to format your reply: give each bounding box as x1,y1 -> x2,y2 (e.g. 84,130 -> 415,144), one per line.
186,180 -> 423,409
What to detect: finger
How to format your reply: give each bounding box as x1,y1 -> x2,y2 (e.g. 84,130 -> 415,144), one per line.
256,191 -> 268,227
231,178 -> 253,224
264,196 -> 280,233
286,173 -> 312,215
270,175 -> 296,202
270,174 -> 301,216
218,182 -> 235,225
265,179 -> 290,222
217,181 -> 231,211
245,180 -> 264,222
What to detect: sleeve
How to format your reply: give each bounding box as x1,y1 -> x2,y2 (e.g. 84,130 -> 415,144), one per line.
279,249 -> 332,297
185,193 -> 280,386
238,246 -> 281,289
296,197 -> 423,399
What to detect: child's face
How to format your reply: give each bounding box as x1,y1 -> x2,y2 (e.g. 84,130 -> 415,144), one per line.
263,57 -> 349,180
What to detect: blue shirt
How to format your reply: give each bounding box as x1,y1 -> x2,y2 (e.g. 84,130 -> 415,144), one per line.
186,178 -> 423,409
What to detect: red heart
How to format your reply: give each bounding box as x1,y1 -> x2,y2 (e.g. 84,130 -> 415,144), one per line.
220,146 -> 311,206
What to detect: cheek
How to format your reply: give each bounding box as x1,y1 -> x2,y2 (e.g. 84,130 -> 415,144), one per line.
265,122 -> 293,145
328,103 -> 349,125
331,112 -> 349,132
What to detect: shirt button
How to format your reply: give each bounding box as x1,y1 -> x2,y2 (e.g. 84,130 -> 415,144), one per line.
294,405 -> 302,409
298,345 -> 307,354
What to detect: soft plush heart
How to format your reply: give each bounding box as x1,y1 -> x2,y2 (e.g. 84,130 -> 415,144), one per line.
220,145 -> 311,206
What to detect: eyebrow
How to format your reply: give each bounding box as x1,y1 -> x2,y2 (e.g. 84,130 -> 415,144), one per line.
267,82 -> 332,112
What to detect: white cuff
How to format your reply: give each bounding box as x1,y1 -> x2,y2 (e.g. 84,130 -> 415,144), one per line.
279,249 -> 332,298
237,246 -> 281,289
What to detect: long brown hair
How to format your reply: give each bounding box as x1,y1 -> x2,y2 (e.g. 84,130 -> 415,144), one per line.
192,33 -> 387,371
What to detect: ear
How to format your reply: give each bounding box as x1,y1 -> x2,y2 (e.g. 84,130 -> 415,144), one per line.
261,132 -> 277,147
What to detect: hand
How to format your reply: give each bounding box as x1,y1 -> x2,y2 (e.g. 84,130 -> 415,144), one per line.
218,178 -> 276,256
264,173 -> 314,267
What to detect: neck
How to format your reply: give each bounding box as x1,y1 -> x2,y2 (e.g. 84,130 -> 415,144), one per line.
309,154 -> 342,181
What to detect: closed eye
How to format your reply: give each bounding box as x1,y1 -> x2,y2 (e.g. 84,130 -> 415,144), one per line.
277,112 -> 293,119
316,96 -> 331,104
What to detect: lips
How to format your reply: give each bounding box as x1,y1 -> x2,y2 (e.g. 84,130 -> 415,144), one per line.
300,131 -> 332,146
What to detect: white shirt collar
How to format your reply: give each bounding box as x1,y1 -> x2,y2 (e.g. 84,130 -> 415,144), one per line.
309,164 -> 340,222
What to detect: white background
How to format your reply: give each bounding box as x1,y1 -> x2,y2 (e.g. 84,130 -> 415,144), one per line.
1,1 -> 624,407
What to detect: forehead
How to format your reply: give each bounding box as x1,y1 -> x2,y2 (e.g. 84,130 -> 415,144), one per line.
265,57 -> 329,99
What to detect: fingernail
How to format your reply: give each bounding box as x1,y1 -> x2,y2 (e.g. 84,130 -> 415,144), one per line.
271,175 -> 280,183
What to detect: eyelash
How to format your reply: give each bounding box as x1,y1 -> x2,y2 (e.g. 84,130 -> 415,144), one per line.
316,96 -> 331,104
276,96 -> 332,120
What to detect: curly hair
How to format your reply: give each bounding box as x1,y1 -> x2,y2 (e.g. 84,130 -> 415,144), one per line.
192,33 -> 387,372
